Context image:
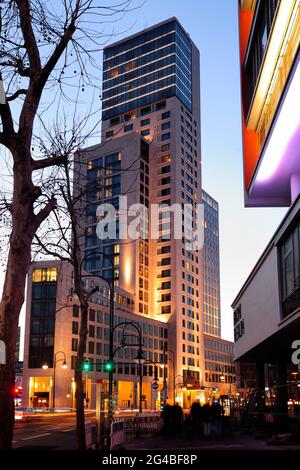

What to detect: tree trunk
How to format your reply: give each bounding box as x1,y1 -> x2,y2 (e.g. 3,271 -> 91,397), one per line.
74,292 -> 88,450
0,230 -> 32,449
0,150 -> 52,449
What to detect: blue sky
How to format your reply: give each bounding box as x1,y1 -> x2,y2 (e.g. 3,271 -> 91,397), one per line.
0,0 -> 286,344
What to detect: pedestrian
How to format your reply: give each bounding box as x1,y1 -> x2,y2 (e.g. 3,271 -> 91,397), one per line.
202,403 -> 211,438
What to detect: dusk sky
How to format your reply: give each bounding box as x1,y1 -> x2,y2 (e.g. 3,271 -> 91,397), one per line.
0,0 -> 286,343
128,0 -> 285,340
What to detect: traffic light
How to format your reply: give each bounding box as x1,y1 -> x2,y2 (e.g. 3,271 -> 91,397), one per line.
13,386 -> 22,396
104,360 -> 114,372
82,359 -> 93,371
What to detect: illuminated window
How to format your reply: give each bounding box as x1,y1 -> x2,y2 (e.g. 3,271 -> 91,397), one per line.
32,268 -> 57,283
87,161 -> 92,170
161,154 -> 171,163
110,67 -> 119,78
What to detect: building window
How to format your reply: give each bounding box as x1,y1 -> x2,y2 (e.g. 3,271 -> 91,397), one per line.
110,116 -> 120,126
161,143 -> 170,152
88,341 -> 94,354
89,325 -> 95,338
160,154 -> 171,163
160,187 -> 171,197
97,311 -> 103,323
280,222 -> 300,318
89,309 -> 95,322
97,327 -> 102,339
161,111 -> 170,120
161,305 -> 171,314
245,0 -> 278,111
161,281 -> 171,289
106,130 -> 114,138
161,293 -> 171,302
141,129 -> 150,137
124,124 -> 133,132
161,132 -> 170,141
73,304 -> 79,318
72,321 -> 79,335
161,122 -> 170,130
72,338 -> 78,352
32,267 -> 57,283
140,118 -> 150,127
156,101 -> 166,111
140,106 -> 151,116
71,356 -> 77,370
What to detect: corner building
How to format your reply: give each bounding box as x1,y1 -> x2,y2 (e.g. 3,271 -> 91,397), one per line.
22,261 -> 168,410
80,18 -> 205,405
233,0 -> 300,429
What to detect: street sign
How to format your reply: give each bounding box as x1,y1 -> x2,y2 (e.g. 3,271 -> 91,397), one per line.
152,381 -> 158,390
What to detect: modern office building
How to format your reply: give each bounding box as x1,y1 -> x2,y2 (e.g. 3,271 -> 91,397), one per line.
232,200 -> 300,425
238,0 -> 300,206
203,334 -> 238,411
22,261 -> 168,410
202,190 -> 221,337
233,0 -> 300,428
76,17 -> 205,404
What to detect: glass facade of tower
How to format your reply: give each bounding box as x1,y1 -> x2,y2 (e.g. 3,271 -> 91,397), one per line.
202,190 -> 221,337
85,150 -> 122,281
102,19 -> 192,119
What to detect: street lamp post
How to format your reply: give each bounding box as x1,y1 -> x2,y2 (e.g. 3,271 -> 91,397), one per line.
79,250 -> 115,445
162,347 -> 176,406
174,374 -> 187,402
115,321 -> 145,413
42,350 -> 67,409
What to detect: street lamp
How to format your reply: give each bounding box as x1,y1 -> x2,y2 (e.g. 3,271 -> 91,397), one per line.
42,350 -> 68,409
162,347 -> 176,406
134,348 -> 146,413
80,250 -> 115,446
113,321 -> 144,413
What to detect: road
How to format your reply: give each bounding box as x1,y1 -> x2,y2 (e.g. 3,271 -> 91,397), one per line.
13,412 -> 95,449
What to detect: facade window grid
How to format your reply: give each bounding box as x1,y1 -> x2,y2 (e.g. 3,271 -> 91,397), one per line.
103,70 -> 192,110
104,33 -> 191,76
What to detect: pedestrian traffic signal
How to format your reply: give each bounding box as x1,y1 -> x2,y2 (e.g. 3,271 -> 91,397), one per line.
104,360 -> 114,372
82,359 -> 93,371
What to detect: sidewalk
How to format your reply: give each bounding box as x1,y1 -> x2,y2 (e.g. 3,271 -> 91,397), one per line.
121,431 -> 300,451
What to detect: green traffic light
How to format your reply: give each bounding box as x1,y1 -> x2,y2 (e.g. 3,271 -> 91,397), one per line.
104,360 -> 114,372
83,360 -> 92,371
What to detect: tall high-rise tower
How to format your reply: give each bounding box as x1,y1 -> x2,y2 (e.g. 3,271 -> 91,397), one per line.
202,190 -> 221,338
78,18 -> 204,403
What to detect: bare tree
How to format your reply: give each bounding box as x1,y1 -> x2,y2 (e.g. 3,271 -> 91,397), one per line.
32,119 -> 140,449
0,0 -> 139,449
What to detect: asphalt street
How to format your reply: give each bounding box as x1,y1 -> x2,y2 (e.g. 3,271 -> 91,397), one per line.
13,413 -> 95,449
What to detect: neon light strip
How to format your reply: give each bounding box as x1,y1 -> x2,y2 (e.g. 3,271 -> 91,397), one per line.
103,61 -> 191,94
102,83 -> 191,112
104,31 -> 177,61
255,56 -> 300,181
104,30 -> 191,64
102,71 -> 191,104
104,36 -> 191,74
103,51 -> 192,89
